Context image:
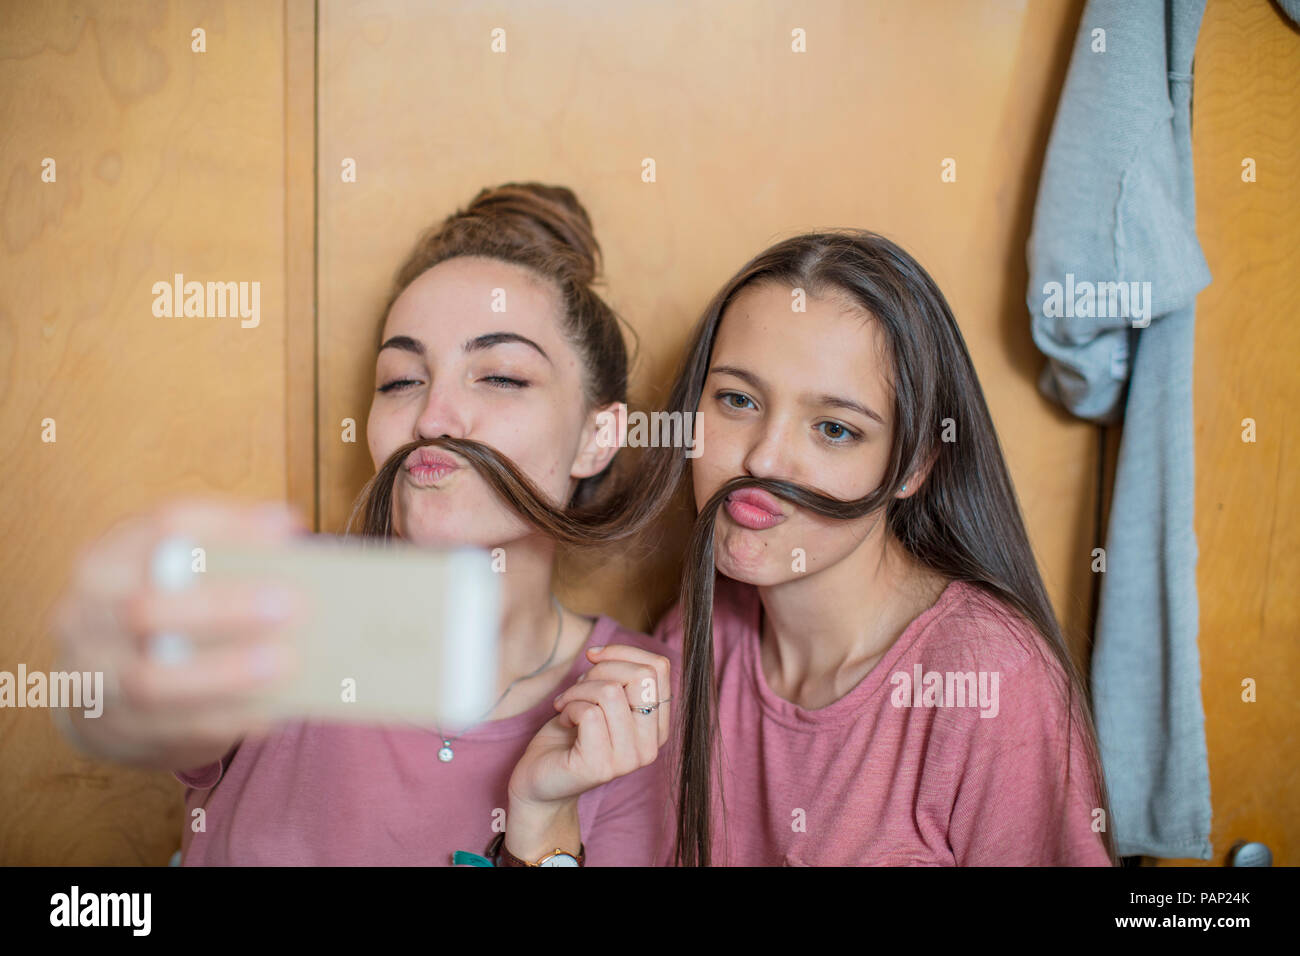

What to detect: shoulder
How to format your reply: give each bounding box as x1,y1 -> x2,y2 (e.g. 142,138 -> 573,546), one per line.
920,580 -> 1066,690
594,614 -> 680,668
905,579 -> 1085,771
915,582 -> 1089,765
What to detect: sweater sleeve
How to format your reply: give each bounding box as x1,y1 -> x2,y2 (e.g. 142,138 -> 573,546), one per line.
946,655 -> 1113,866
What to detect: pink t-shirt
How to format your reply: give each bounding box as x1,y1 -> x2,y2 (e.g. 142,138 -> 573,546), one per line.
653,575 -> 1114,866
175,615 -> 676,866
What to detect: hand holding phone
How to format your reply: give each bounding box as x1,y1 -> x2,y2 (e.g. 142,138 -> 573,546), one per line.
50,499 -> 315,767
49,498 -> 500,772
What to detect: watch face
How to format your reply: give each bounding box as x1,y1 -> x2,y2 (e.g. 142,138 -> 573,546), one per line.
539,853 -> 579,867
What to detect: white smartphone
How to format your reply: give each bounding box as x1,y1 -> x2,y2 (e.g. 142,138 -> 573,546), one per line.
147,534 -> 501,727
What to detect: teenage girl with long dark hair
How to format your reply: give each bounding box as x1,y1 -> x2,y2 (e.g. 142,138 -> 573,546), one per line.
641,231 -> 1118,866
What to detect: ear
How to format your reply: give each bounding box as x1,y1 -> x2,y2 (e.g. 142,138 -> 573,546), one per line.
570,400 -> 625,481
896,445 -> 940,499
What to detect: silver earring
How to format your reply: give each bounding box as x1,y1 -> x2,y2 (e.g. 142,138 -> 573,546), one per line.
901,484 -> 908,492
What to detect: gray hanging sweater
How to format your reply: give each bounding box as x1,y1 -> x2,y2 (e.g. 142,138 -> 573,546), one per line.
1026,0 -> 1213,858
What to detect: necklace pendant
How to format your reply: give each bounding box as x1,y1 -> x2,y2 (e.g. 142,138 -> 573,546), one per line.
437,742 -> 454,763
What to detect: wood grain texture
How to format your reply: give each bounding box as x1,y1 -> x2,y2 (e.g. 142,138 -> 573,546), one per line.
1152,0 -> 1300,866
285,0 -> 318,526
0,0 -> 295,864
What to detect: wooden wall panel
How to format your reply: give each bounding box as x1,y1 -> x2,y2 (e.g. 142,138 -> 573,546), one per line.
1157,0 -> 1300,866
0,0 -> 305,863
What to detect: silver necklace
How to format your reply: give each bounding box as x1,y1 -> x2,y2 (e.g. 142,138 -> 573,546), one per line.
433,594 -> 565,763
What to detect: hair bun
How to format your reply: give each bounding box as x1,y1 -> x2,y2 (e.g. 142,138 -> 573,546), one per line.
458,182 -> 602,285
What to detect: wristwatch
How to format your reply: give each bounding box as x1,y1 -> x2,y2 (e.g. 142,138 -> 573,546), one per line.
487,832 -> 585,867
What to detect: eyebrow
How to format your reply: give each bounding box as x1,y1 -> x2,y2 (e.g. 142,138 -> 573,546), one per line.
709,364 -> 885,426
377,332 -> 551,364
816,393 -> 885,426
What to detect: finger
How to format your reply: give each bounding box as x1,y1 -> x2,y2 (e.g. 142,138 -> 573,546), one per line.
585,644 -> 671,670
592,679 -> 658,771
114,638 -> 300,713
554,668 -> 646,712
562,699 -> 614,760
574,658 -> 666,746
573,660 -> 656,702
583,649 -> 671,745
556,680 -> 652,772
76,498 -> 307,602
115,582 -> 307,653
555,699 -> 598,731
154,497 -> 308,543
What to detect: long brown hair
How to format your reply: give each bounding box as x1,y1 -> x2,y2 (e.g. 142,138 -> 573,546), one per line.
635,230 -> 1120,866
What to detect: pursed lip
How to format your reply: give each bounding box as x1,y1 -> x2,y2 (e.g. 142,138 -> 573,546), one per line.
404,447 -> 462,484
723,487 -> 787,530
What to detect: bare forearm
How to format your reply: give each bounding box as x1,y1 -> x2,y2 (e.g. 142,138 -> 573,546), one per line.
504,797 -> 582,863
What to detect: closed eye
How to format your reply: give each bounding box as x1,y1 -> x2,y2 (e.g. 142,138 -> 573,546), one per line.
378,376 -> 529,393
481,376 -> 528,389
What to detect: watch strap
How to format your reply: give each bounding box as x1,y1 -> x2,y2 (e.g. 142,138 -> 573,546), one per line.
487,831 -> 585,867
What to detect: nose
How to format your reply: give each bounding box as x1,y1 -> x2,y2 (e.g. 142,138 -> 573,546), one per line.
740,413 -> 798,482
415,380 -> 469,441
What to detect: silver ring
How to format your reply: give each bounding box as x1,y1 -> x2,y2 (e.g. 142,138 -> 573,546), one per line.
632,696 -> 672,716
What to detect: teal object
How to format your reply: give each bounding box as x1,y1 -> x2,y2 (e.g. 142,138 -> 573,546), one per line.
452,850 -> 495,867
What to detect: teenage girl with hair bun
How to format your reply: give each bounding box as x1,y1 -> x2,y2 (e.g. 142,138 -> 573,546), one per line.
52,183 -> 675,867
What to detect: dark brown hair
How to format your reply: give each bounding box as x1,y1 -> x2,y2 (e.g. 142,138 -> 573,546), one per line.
632,230 -> 1120,866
